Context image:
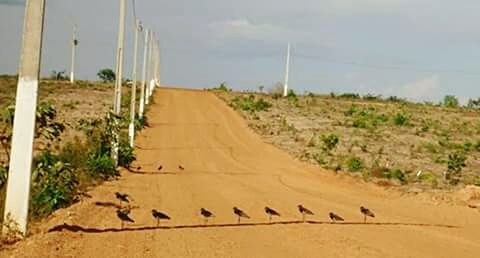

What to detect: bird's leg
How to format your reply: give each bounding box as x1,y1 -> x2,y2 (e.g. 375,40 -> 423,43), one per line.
121,220 -> 124,230
302,212 -> 305,223
157,218 -> 159,228
269,214 -> 272,223
238,216 -> 240,224
364,215 -> 366,223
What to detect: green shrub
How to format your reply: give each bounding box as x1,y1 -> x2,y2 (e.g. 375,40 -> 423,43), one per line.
339,93 -> 360,99
231,95 -> 272,112
344,105 -> 358,116
346,156 -> 363,172
443,95 -> 459,108
31,151 -> 78,218
287,89 -> 298,102
118,138 -> 136,168
384,169 -> 407,184
446,152 -> 467,185
87,153 -> 117,179
0,165 -> 7,188
321,134 -> 339,152
393,113 -> 409,126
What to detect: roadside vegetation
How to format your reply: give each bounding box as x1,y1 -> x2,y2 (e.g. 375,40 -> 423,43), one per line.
213,82 -> 480,192
0,75 -> 146,229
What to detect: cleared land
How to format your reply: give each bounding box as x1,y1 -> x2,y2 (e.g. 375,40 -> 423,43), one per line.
2,88 -> 479,258
216,90 -> 480,193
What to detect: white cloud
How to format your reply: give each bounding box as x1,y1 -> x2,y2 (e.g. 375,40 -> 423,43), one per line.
209,19 -> 289,42
386,75 -> 441,101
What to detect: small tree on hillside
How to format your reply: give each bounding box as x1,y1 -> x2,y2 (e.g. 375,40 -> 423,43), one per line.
97,68 -> 116,82
443,95 -> 459,108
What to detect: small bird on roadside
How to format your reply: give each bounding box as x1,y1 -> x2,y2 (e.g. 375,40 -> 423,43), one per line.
136,166 -> 142,170
329,212 -> 344,223
151,209 -> 171,227
117,209 -> 134,229
298,204 -> 314,222
233,207 -> 250,223
178,165 -> 185,171
264,206 -> 281,223
157,165 -> 163,171
360,206 -> 375,223
115,192 -> 130,207
200,208 -> 214,224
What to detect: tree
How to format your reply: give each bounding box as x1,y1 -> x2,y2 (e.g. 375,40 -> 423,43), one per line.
258,85 -> 264,93
443,95 -> 459,108
467,98 -> 480,109
97,68 -> 116,82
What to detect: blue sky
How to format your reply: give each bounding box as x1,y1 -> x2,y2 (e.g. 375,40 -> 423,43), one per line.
1,0 -> 480,103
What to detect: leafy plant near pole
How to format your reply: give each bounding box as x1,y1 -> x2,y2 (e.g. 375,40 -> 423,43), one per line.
320,134 -> 339,152
446,152 -> 467,185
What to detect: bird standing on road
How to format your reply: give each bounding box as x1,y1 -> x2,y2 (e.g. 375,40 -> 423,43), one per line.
329,212 -> 344,223
151,209 -> 171,227
360,206 -> 375,223
264,206 -> 280,223
117,209 -> 134,229
115,192 -> 130,207
233,207 -> 250,224
200,208 -> 214,224
298,204 -> 314,222
157,165 -> 163,171
178,165 -> 185,171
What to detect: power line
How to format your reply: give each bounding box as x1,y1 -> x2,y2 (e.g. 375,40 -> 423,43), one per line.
295,52 -> 480,77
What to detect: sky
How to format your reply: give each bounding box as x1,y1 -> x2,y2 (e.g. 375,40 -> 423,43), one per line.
1,0 -> 480,103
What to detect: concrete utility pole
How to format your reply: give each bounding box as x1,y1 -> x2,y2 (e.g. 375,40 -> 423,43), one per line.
149,34 -> 156,98
128,19 -> 141,148
145,32 -> 153,105
155,39 -> 160,87
283,43 -> 291,97
2,0 -> 46,237
139,28 -> 149,118
112,0 -> 127,164
69,24 -> 78,84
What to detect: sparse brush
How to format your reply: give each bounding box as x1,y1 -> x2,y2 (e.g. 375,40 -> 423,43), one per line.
320,134 -> 339,152
346,156 -> 363,172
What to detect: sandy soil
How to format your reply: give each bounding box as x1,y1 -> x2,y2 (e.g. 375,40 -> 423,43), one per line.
2,88 -> 480,258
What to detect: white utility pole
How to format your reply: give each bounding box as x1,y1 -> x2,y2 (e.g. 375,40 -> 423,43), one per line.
112,0 -> 126,164
69,24 -> 78,84
128,19 -> 141,148
139,28 -> 149,118
155,39 -> 160,87
145,32 -> 153,105
2,0 -> 46,237
283,43 -> 291,97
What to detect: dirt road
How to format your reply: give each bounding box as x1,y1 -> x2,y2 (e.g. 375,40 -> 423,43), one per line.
3,88 -> 480,257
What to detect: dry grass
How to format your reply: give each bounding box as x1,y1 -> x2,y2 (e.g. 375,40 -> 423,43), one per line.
216,90 -> 480,191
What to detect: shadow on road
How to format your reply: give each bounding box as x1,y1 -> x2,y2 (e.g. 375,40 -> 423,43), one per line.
48,220 -> 459,234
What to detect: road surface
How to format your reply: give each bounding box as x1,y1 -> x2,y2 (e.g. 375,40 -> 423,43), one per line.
3,88 -> 480,257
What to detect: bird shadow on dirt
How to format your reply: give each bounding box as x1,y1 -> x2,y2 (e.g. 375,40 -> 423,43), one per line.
47,220 -> 459,234
125,167 -> 176,175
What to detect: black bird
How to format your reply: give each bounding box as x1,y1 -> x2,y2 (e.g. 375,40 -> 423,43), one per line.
200,208 -> 214,224
116,209 -> 134,229
136,166 -> 142,170
157,165 -> 163,171
178,165 -> 185,171
329,212 -> 344,223
115,192 -> 130,207
298,204 -> 314,222
264,206 -> 280,223
233,207 -> 250,223
151,209 -> 171,227
360,206 -> 375,223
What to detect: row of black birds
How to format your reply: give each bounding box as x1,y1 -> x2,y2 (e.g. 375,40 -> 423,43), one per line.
115,192 -> 376,229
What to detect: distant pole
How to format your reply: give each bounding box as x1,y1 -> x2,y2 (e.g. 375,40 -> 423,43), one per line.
283,43 -> 290,97
128,19 -> 141,148
155,39 -> 160,87
69,24 -> 77,84
146,32 -> 153,105
2,0 -> 46,237
112,0 -> 127,164
139,28 -> 149,118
